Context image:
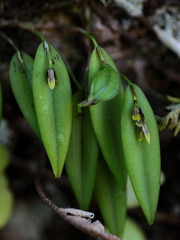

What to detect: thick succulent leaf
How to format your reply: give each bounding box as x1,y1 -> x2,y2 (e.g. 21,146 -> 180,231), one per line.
121,84 -> 161,224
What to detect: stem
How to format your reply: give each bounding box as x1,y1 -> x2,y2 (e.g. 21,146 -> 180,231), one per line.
0,31 -> 19,52
75,27 -> 98,48
63,57 -> 82,91
31,26 -> 45,42
77,31 -> 105,65
0,31 -> 27,71
35,171 -> 121,240
119,72 -> 132,85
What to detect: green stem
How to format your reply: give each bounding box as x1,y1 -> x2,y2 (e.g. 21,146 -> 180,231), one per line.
88,34 -> 98,48
119,72 -> 132,85
75,27 -> 98,48
0,31 -> 19,52
31,27 -> 45,42
65,59 -> 82,91
0,31 -> 27,70
81,69 -> 88,91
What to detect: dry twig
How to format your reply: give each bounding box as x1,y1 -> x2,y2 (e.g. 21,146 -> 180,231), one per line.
35,172 -> 121,240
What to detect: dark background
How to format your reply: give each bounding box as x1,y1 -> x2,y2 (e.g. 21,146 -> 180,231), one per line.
0,0 -> 180,239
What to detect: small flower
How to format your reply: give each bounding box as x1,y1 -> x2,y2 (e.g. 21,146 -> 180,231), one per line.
132,105 -> 150,143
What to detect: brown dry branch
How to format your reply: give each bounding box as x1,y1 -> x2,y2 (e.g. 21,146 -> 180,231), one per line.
35,172 -> 121,240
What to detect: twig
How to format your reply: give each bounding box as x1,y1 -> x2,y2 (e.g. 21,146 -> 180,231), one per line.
113,0 -> 144,17
153,25 -> 180,58
35,172 -> 121,240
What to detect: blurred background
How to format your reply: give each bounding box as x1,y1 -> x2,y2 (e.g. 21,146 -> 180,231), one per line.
0,0 -> 180,239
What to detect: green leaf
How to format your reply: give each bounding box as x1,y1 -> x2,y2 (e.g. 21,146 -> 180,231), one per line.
121,84 -> 161,224
32,42 -> 72,177
65,92 -> 98,210
123,218 -> 147,240
9,52 -> 41,138
95,155 -> 126,238
0,174 -> 14,228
